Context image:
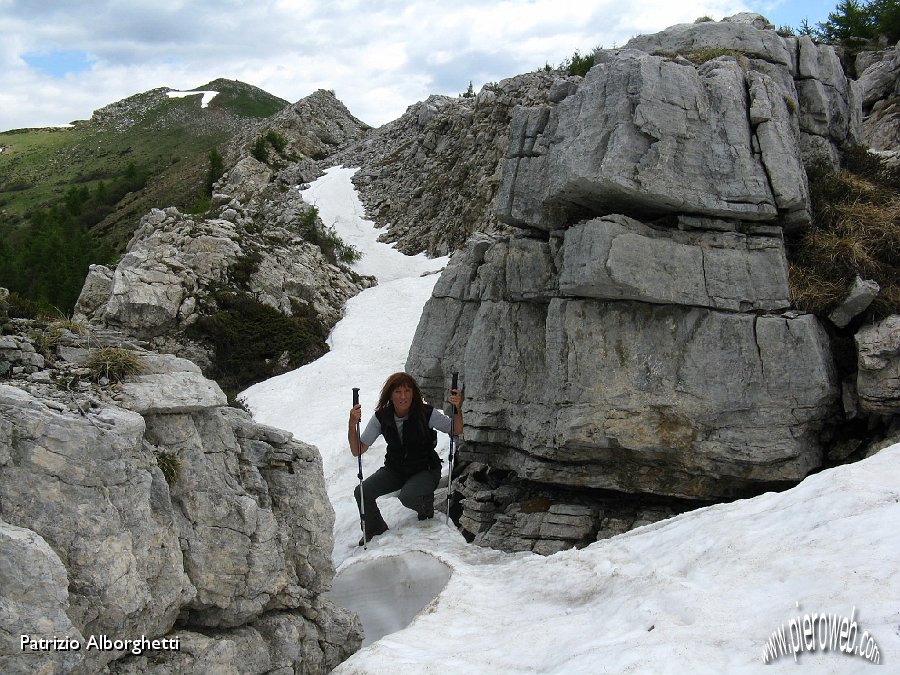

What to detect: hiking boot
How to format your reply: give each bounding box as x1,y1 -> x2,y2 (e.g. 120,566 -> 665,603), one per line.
417,505 -> 434,521
358,520 -> 388,546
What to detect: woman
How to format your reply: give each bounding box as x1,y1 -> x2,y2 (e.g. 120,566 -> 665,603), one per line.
348,372 -> 463,544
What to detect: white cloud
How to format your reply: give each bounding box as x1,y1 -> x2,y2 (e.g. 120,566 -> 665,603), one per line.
1,0 -> 805,131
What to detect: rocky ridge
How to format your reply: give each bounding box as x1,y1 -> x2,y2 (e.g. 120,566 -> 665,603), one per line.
408,14 -> 900,555
334,70 -> 581,255
0,302 -> 362,674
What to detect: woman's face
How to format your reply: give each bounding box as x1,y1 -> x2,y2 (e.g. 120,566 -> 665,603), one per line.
391,384 -> 413,417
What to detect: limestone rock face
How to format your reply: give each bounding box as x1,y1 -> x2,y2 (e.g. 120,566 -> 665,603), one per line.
0,521 -> 85,674
0,326 -> 362,673
410,234 -> 837,502
857,42 -> 900,152
495,31 -> 861,232
407,15 -> 856,553
335,71 -> 579,255
856,315 -> 900,414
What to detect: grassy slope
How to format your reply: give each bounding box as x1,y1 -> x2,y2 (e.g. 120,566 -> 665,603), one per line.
0,79 -> 289,251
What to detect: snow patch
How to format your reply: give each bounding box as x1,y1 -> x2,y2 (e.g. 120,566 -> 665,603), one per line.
328,552 -> 451,647
300,166 -> 447,283
166,89 -> 219,108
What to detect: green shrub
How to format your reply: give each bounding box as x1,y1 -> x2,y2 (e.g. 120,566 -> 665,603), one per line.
265,130 -> 288,153
251,136 -> 268,163
300,206 -> 319,230
6,292 -> 46,319
230,250 -> 263,288
186,291 -> 328,400
206,148 -> 225,194
297,206 -> 361,265
84,346 -> 146,382
560,49 -> 596,77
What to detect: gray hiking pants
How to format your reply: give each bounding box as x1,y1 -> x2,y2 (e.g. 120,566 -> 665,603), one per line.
354,465 -> 440,533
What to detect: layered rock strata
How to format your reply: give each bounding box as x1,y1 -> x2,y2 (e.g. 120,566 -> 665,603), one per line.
335,71 -> 580,255
408,15 -> 852,554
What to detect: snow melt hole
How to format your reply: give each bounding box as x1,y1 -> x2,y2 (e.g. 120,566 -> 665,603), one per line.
328,552 -> 451,646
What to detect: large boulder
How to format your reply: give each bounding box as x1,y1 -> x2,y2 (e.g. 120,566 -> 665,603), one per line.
410,233 -> 838,501
496,48 -> 811,231
0,329 -> 362,673
408,15 -> 856,553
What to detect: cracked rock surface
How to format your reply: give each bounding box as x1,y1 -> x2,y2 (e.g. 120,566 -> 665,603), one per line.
0,321 -> 361,674
407,14 -> 862,553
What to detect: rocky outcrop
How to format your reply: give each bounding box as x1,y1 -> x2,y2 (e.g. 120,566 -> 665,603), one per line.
408,15 -> 857,554
855,314 -> 900,414
75,164 -> 374,391
625,15 -> 861,169
335,71 -> 580,255
76,193 -> 366,340
856,42 -> 900,156
499,19 -> 867,234
233,89 -> 370,165
0,321 -> 361,674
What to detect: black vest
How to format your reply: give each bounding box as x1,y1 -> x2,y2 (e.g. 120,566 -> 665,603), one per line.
376,403 -> 440,476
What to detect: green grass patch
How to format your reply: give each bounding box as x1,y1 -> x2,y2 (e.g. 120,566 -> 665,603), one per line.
682,48 -> 747,65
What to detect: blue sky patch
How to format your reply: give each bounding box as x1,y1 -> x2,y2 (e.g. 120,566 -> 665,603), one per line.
22,49 -> 95,77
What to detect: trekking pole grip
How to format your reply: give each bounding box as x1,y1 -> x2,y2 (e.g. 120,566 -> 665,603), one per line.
352,388 -> 359,406
451,372 -> 458,411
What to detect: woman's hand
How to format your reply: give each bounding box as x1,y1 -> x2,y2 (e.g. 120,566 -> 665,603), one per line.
348,404 -> 368,456
449,389 -> 463,408
449,388 -> 463,436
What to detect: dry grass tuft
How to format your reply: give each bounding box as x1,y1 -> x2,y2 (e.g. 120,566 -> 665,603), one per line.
84,346 -> 146,383
788,150 -> 900,318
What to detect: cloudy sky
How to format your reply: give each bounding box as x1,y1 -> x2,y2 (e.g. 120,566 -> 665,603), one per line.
1,0 -> 836,132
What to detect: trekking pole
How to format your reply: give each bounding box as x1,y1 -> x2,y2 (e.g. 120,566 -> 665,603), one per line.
353,387 -> 367,549
446,372 -> 459,527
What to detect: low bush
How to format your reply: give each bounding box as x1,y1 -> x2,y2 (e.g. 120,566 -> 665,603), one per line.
297,206 -> 361,265
560,49 -> 596,77
186,291 -> 328,400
